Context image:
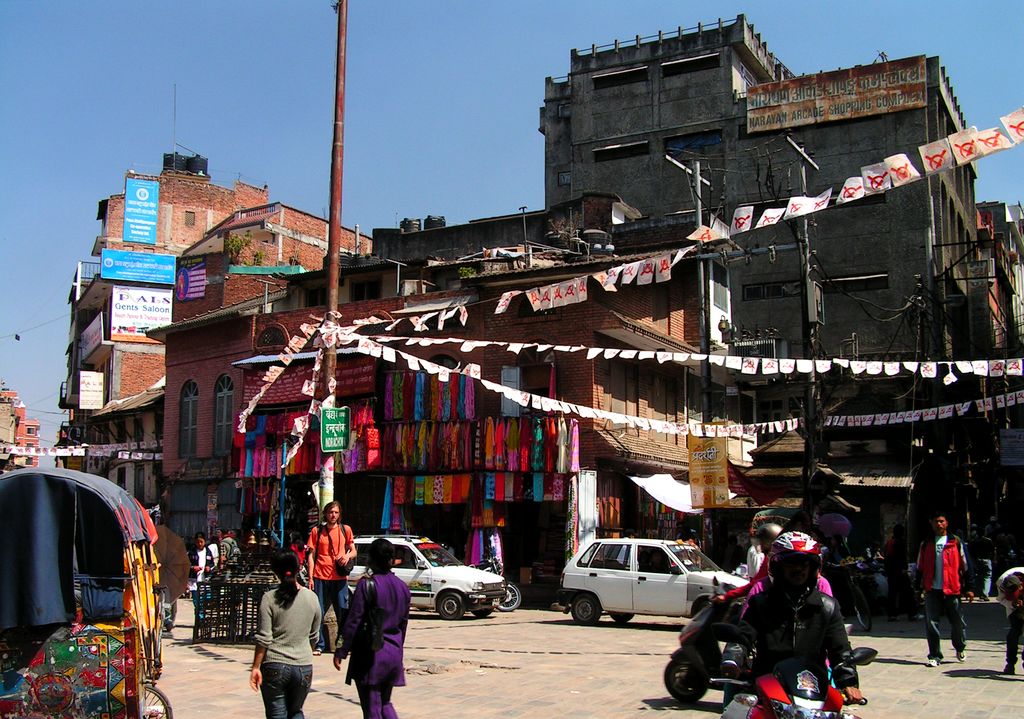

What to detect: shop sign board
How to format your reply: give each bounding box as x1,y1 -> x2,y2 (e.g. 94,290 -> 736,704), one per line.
79,313 -> 104,360
175,256 -> 206,301
320,406 -> 351,453
110,286 -> 172,342
1000,428 -> 1024,467
123,177 -> 160,245
686,435 -> 730,508
79,370 -> 105,410
241,356 -> 377,406
100,248 -> 176,285
747,56 -> 926,133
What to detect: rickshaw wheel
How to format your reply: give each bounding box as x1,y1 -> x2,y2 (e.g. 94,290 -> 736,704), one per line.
142,684 -> 173,719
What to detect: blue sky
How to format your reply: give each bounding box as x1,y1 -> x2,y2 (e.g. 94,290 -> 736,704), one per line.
1,0 -> 1021,451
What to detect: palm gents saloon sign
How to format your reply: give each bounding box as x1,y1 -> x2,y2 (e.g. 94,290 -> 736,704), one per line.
747,56 -> 926,133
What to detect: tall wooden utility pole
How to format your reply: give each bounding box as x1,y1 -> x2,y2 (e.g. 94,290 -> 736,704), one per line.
319,0 -> 348,512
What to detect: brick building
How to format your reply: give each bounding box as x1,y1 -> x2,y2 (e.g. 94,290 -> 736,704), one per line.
0,388 -> 41,470
151,198 -> 758,580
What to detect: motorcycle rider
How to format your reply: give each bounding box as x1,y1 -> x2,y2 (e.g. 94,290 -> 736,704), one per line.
720,531 -> 864,704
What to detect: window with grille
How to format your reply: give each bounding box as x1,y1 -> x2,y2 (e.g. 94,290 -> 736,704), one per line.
184,210 -> 196,227
179,380 -> 199,458
213,375 -> 234,457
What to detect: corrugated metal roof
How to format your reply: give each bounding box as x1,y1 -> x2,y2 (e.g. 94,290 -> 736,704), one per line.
834,460 -> 914,489
92,381 -> 165,417
148,289 -> 289,337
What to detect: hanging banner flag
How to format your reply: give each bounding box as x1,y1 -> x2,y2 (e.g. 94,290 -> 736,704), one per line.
636,258 -> 656,286
687,225 -> 718,243
861,163 -> 891,195
810,188 -> 832,212
784,196 -> 814,219
619,261 -> 643,285
494,290 -> 521,315
918,138 -> 954,174
948,128 -> 979,165
836,177 -> 865,205
1000,107 -> 1024,143
883,153 -> 921,186
687,435 -> 730,508
755,207 -> 786,228
654,254 -> 673,282
974,127 -> 1014,157
731,205 -> 755,234
711,214 -> 732,240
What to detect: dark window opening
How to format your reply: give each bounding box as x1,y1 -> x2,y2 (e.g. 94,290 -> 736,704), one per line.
306,287 -> 327,308
557,103 -> 571,118
607,361 -> 639,421
594,140 -> 649,163
593,66 -> 648,90
661,52 -> 720,77
351,279 -> 382,301
822,273 -> 889,293
665,129 -> 723,154
712,263 -> 729,311
742,280 -> 800,301
557,171 -> 571,187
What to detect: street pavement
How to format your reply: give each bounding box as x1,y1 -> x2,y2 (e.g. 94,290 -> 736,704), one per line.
159,599 -> 1024,718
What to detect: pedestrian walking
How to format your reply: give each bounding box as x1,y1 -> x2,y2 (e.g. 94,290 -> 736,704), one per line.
187,532 -> 217,619
305,501 -> 356,655
334,537 -> 412,719
884,524 -> 919,621
968,529 -> 994,599
250,550 -> 322,719
220,529 -> 241,568
916,511 -> 972,666
996,566 -> 1024,674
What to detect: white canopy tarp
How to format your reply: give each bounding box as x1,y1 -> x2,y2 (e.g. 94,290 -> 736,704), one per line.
628,473 -> 736,514
629,474 -> 702,514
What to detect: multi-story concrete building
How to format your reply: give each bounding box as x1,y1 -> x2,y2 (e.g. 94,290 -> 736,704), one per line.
540,14 -> 978,365
0,387 -> 41,469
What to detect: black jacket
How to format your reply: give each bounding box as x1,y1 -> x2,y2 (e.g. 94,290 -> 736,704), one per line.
725,582 -> 858,689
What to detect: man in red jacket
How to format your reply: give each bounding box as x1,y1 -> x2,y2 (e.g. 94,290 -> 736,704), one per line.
916,511 -> 972,667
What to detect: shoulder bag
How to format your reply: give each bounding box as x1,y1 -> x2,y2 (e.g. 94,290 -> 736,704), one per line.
356,576 -> 386,653
325,524 -> 356,577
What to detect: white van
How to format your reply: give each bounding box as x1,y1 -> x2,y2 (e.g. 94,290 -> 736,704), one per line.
350,536 -> 505,620
558,538 -> 745,625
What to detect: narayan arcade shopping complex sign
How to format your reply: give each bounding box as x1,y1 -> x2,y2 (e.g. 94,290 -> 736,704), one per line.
747,56 -> 926,133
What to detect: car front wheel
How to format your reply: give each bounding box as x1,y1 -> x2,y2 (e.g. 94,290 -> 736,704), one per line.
436,591 -> 466,620
570,593 -> 602,625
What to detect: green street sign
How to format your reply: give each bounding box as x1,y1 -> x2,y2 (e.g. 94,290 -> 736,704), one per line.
320,406 -> 351,452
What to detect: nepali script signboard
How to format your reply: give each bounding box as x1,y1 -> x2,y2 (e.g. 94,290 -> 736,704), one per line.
321,406 -> 351,453
686,435 -> 730,508
747,56 -> 926,134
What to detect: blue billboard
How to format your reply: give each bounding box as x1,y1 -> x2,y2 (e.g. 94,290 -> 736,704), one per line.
100,249 -> 176,285
123,178 -> 160,245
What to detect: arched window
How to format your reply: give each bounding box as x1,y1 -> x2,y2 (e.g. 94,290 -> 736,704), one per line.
213,375 -> 234,457
429,354 -> 459,370
179,380 -> 199,458
256,324 -> 287,348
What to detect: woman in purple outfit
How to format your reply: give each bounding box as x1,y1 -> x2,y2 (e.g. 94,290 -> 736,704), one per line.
334,538 -> 412,719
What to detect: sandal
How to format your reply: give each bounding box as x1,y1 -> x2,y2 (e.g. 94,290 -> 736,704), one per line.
313,649 -> 323,656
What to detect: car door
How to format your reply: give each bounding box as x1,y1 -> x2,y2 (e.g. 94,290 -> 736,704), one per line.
632,543 -> 687,616
583,542 -> 634,612
391,543 -> 432,609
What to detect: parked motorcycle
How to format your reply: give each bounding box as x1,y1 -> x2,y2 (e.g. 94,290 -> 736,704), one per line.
473,556 -> 522,612
713,623 -> 875,719
663,587 -> 743,703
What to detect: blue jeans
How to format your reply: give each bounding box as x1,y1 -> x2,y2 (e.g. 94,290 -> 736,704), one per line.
313,578 -> 350,651
924,590 -> 966,660
259,662 -> 312,719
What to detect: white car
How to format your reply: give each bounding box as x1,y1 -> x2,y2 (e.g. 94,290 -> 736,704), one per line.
558,538 -> 745,625
349,535 -> 506,620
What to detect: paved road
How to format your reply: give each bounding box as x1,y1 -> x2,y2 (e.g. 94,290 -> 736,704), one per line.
159,599 -> 1024,718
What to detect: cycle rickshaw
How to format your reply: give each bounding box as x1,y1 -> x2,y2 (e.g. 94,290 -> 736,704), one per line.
0,468 -> 172,718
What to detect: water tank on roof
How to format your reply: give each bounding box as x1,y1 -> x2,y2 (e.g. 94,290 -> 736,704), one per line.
163,153 -> 187,172
186,155 -> 209,176
400,217 -> 421,233
424,215 -> 446,229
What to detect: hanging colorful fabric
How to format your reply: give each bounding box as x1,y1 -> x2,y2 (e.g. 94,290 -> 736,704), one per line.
533,473 -> 545,502
552,474 -> 565,501
543,473 -> 554,501
381,478 -> 393,529
556,416 -> 569,473
483,417 -> 496,470
569,418 -> 580,472
414,476 -> 425,505
432,475 -> 444,504
494,472 -> 505,502
414,372 -> 426,420
485,473 -> 496,500
442,475 -> 453,504
393,476 -> 406,505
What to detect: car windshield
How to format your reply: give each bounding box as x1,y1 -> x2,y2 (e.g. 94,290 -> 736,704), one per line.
416,542 -> 461,567
667,544 -> 721,572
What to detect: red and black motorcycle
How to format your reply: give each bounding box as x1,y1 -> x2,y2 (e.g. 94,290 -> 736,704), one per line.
713,624 -> 875,719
